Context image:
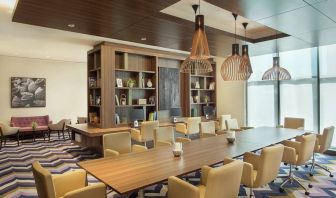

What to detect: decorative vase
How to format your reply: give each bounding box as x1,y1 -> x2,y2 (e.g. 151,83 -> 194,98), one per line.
147,79 -> 153,88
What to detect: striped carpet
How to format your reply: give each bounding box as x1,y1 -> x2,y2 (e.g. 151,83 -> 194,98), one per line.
0,135 -> 335,198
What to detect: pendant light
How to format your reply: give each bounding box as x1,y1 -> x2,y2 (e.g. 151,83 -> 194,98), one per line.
239,22 -> 253,79
262,33 -> 291,80
221,13 -> 250,81
180,1 -> 212,74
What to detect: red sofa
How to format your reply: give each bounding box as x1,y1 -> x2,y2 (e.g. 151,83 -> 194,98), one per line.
10,115 -> 52,132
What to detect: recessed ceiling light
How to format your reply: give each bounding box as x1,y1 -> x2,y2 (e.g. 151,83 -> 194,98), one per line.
67,24 -> 75,28
141,37 -> 147,41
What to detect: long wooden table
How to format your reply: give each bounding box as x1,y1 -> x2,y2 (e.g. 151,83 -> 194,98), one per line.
78,127 -> 305,195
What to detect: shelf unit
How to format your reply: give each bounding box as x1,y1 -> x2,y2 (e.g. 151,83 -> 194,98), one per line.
186,64 -> 217,117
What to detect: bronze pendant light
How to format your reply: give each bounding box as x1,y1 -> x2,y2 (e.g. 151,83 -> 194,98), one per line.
221,13 -> 250,81
262,33 -> 291,80
180,1 -> 212,74
239,22 -> 253,79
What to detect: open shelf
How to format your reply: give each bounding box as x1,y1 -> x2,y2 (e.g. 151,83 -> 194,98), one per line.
115,68 -> 155,74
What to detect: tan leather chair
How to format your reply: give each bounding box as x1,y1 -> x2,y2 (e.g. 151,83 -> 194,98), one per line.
226,118 -> 253,132
130,121 -> 159,146
154,127 -> 191,147
200,121 -> 217,138
103,132 -> 147,157
175,117 -> 201,138
308,126 -> 335,177
281,134 -> 316,195
32,161 -> 106,198
48,119 -> 71,140
168,159 -> 244,198
230,144 -> 284,197
0,122 -> 20,148
215,114 -> 231,134
280,117 -> 305,130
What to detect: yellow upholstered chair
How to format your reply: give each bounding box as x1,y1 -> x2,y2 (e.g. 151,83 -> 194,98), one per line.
168,159 -> 244,198
308,126 -> 335,177
226,118 -> 253,132
154,126 -> 191,148
175,117 -> 201,138
233,144 -> 284,197
281,134 -> 316,195
103,132 -> 147,157
32,161 -> 106,198
215,114 -> 231,134
0,122 -> 20,148
280,117 -> 305,130
48,119 -> 72,140
200,121 -> 217,138
130,121 -> 159,146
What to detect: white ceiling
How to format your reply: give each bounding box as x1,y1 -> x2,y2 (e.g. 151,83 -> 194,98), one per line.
0,0 -> 188,63
161,0 -> 275,39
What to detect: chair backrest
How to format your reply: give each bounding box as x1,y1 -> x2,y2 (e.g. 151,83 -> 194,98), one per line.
297,134 -> 316,165
219,115 -> 231,130
254,144 -> 284,187
204,160 -> 243,198
11,115 -> 50,127
284,117 -> 305,129
103,132 -> 131,155
154,126 -> 174,147
200,121 -> 216,135
226,118 -> 239,130
319,126 -> 335,153
140,121 -> 159,141
77,117 -> 87,124
32,161 -> 56,198
0,122 -> 9,134
187,117 -> 201,134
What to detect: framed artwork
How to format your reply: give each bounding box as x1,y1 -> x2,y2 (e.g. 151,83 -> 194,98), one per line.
116,78 -> 123,87
11,77 -> 46,108
159,67 -> 180,110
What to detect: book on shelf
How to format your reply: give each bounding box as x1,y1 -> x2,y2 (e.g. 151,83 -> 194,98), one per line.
148,111 -> 158,121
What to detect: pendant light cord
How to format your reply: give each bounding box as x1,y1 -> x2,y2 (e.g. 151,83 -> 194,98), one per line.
276,31 -> 279,57
235,18 -> 236,44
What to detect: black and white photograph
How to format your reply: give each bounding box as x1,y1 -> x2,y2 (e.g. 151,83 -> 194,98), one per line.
11,77 -> 46,108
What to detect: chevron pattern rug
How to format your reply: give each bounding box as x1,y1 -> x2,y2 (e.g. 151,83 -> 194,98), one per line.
0,135 -> 335,198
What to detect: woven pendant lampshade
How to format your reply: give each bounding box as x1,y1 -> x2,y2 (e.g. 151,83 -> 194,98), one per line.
180,3 -> 212,74
221,13 -> 251,81
262,57 -> 291,80
262,33 -> 291,80
239,22 -> 253,79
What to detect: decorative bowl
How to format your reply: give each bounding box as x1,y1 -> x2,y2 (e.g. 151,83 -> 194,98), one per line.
227,137 -> 236,144
173,150 -> 183,157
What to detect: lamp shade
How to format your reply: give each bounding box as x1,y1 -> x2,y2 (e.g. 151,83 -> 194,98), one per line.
189,15 -> 210,60
221,44 -> 250,81
262,57 -> 291,80
239,44 -> 253,76
180,56 -> 212,74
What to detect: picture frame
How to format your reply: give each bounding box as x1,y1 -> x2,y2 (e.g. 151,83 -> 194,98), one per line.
209,82 -> 215,90
116,78 -> 123,87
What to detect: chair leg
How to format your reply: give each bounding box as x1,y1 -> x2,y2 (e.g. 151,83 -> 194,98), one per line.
58,131 -> 60,139
67,129 -> 71,139
17,132 -> 20,146
279,164 -> 310,195
4,137 -> 7,145
0,135 -> 3,150
62,130 -> 66,140
249,187 -> 254,197
48,130 -> 51,141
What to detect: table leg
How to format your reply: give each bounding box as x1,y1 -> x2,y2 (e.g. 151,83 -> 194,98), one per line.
138,189 -> 144,198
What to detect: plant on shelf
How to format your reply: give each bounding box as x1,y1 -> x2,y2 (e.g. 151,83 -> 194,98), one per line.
127,79 -> 136,88
204,95 -> 210,103
31,121 -> 38,130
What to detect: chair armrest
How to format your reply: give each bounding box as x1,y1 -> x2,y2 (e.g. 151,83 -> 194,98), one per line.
282,146 -> 297,164
243,152 -> 260,170
104,149 -> 119,157
156,140 -> 172,147
168,176 -> 199,198
232,128 -> 243,132
10,122 -> 15,127
282,140 -> 301,152
175,123 -> 187,134
201,165 -> 212,185
63,183 -> 106,198
53,169 -> 87,197
175,137 -> 191,143
131,144 -> 148,153
200,133 -> 217,138
223,157 -> 235,165
241,162 -> 254,187
130,128 -> 141,142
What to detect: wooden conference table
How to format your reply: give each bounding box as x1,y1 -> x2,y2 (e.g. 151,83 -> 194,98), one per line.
78,127 -> 305,195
